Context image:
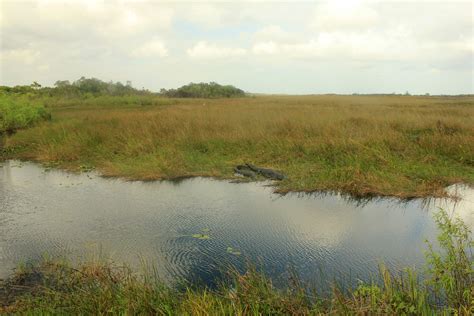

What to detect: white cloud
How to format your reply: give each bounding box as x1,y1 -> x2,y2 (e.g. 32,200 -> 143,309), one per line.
0,1 -> 472,94
37,64 -> 50,72
187,41 -> 247,59
131,40 -> 168,58
2,1 -> 174,41
253,25 -> 296,42
252,41 -> 279,55
96,6 -> 174,37
445,37 -> 474,54
0,48 -> 41,65
310,1 -> 380,31
181,4 -> 228,28
252,23 -> 473,63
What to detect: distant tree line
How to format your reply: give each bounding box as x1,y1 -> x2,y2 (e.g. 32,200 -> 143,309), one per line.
52,77 -> 146,96
160,82 -> 245,98
0,77 -> 149,97
1,79 -> 246,99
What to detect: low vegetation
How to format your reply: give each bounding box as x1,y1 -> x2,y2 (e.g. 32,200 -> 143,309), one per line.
0,95 -> 50,134
1,209 -> 471,314
1,93 -> 472,198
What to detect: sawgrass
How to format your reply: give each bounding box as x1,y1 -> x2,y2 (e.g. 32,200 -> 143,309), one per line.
2,94 -> 473,198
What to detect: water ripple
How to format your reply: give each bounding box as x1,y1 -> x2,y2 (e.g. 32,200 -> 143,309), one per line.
1,160 -> 471,289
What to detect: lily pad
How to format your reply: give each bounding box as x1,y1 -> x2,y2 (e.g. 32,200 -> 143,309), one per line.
201,228 -> 210,232
226,247 -> 241,256
192,234 -> 211,240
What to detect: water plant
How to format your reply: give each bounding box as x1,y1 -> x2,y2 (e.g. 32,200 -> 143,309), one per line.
192,234 -> 211,240
226,247 -> 241,255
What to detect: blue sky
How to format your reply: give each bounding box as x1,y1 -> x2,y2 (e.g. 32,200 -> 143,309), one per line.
0,0 -> 472,94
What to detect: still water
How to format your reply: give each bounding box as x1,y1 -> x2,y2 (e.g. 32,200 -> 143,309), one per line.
0,160 -> 472,288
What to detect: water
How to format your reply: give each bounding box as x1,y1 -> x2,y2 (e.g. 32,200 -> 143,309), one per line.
0,160 -> 472,288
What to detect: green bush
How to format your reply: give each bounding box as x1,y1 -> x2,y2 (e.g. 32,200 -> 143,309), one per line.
425,208 -> 473,310
0,95 -> 50,133
161,82 -> 245,98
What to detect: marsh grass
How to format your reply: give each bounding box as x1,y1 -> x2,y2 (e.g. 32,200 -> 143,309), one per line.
37,94 -> 180,109
1,209 -> 472,314
2,95 -> 473,198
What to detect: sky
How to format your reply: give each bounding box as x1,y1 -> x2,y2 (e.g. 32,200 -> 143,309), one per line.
0,0 -> 472,94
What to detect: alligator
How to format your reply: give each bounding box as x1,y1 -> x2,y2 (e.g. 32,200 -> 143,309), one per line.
246,163 -> 286,180
234,165 -> 257,178
234,163 -> 286,180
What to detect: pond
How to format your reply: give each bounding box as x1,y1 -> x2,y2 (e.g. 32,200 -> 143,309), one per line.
0,160 -> 472,289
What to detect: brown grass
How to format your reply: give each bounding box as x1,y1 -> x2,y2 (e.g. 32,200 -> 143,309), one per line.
3,94 -> 473,198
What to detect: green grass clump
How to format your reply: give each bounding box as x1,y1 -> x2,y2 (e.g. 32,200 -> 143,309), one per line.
1,209 -> 472,314
0,95 -> 50,133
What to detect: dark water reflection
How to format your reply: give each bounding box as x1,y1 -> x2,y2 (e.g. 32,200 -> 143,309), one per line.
0,160 -> 472,289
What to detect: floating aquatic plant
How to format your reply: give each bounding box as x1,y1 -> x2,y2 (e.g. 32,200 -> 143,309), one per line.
226,247 -> 241,256
192,234 -> 210,240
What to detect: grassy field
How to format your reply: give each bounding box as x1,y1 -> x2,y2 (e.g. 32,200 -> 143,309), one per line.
2,209 -> 472,314
1,94 -> 473,198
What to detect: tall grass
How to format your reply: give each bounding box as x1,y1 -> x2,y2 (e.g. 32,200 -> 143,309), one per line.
2,95 -> 473,198
0,95 -> 50,134
1,209 -> 472,314
38,94 -> 179,108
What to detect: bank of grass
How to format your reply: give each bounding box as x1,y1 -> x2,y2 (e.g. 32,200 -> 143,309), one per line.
35,94 -> 180,109
0,95 -> 50,134
2,94 -> 473,198
1,209 -> 472,314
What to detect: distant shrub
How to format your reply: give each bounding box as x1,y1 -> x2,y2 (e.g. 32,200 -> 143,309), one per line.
161,82 -> 245,98
0,95 -> 50,133
49,77 -> 150,97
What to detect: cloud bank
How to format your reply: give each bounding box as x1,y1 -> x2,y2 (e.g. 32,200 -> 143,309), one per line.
0,0 -> 472,94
